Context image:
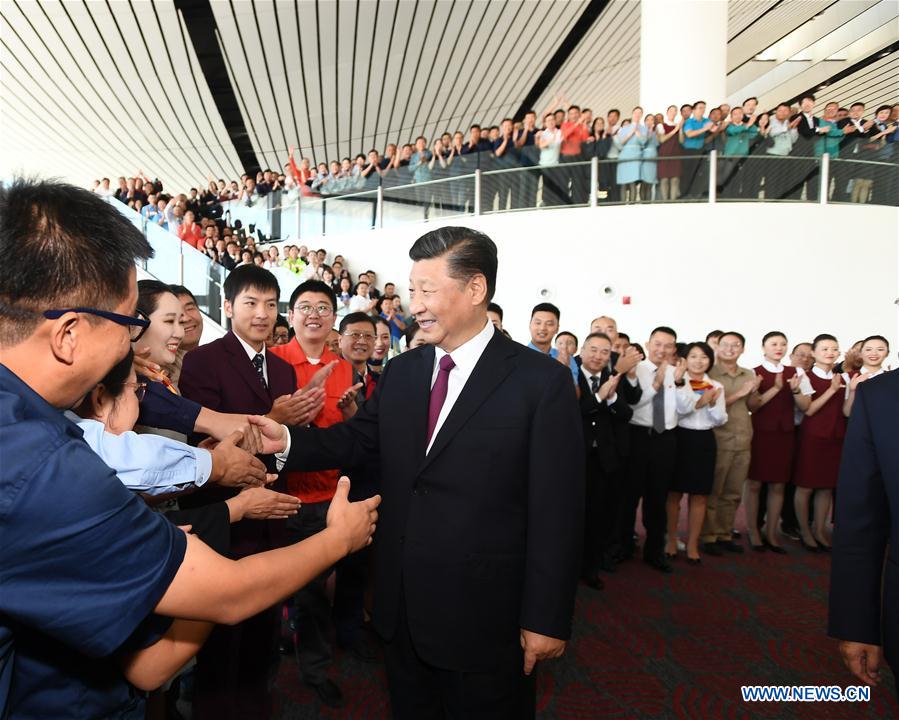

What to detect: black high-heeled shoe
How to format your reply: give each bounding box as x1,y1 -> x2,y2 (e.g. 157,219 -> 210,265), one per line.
686,556 -> 702,566
813,539 -> 832,553
800,538 -> 821,553
664,552 -> 677,560
749,536 -> 766,552
762,537 -> 787,555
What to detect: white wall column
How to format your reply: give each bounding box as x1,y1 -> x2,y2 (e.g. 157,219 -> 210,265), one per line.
640,0 -> 727,113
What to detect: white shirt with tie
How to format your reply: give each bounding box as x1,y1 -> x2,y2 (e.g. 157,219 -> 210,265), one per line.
235,332 -> 269,385
626,359 -> 680,431
428,319 -> 494,454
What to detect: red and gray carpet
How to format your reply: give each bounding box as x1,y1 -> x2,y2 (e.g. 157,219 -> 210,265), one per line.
273,519 -> 897,719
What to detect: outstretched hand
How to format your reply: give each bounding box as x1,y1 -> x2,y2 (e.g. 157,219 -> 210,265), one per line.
247,415 -> 290,455
326,477 -> 381,555
210,431 -> 273,488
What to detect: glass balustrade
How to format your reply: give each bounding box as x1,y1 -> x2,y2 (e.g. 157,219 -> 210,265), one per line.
290,153 -> 896,241
104,151 -> 896,324
104,197 -> 227,325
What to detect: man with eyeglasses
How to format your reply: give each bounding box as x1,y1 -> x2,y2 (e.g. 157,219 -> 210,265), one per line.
334,311 -> 381,663
268,279 -> 360,708
338,312 -> 379,404
0,180 -> 380,720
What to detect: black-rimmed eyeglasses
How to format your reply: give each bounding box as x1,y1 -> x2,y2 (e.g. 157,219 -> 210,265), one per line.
43,307 -> 150,342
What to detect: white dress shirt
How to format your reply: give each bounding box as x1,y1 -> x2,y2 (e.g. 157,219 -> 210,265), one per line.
428,319 -> 495,453
348,294 -> 371,313
235,332 -> 269,385
627,360 -> 680,430
675,375 -> 727,430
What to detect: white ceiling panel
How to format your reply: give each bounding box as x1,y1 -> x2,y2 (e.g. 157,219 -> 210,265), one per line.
1,0 -> 892,193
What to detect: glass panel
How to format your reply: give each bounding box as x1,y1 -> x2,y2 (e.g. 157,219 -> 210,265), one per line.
299,196 -> 326,238
182,246 -> 224,325
381,174 -> 475,229
714,154 -> 816,202
222,194 -> 273,242
144,220 -> 183,285
829,158 -> 899,206
320,189 -> 379,236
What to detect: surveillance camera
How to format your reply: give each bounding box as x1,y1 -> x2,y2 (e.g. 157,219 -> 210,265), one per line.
601,285 -> 615,297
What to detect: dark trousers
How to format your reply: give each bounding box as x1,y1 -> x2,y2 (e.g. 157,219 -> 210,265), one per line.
584,451 -> 619,573
285,500 -> 333,684
333,544 -> 370,647
561,154 -> 588,204
623,426 -> 677,562
193,606 -> 280,720
384,596 -> 536,720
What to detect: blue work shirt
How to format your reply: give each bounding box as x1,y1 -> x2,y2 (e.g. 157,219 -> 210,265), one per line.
526,342 -> 579,383
74,416 -> 212,495
0,365 -> 187,720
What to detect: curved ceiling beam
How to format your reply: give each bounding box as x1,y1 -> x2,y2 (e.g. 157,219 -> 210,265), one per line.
174,0 -> 259,175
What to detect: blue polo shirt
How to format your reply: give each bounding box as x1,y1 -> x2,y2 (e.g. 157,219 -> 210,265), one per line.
682,116 -> 709,151
0,365 -> 187,719
526,342 -> 579,383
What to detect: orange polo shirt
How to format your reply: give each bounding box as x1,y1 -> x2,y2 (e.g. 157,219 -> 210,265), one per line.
269,339 -> 354,503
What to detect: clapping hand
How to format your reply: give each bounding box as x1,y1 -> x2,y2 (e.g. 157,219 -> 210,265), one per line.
337,383 -> 364,420
268,387 -> 326,426
673,357 -> 688,383
830,374 -> 845,394
773,372 -> 784,390
788,374 -> 803,393
696,387 -> 720,408
614,346 -> 642,376
848,373 -> 870,391
653,362 -> 668,391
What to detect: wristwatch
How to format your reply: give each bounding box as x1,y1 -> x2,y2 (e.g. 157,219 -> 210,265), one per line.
674,379 -> 686,387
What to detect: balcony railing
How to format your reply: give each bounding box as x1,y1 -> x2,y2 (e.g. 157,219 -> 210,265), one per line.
218,152 -> 898,243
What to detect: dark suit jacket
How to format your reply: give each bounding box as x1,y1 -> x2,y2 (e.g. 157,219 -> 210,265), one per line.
576,368 -> 633,473
828,370 -> 899,668
178,331 -> 296,558
285,329 -> 584,672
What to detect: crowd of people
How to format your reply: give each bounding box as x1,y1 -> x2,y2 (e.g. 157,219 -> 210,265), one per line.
92,95 -> 899,222
1,179 -> 895,720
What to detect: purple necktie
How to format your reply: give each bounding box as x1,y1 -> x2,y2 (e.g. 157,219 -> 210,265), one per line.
426,354 -> 456,446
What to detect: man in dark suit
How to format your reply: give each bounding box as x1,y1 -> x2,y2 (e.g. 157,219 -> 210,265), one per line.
277,226 -> 584,718
179,265 -> 312,720
576,332 -> 637,589
789,94 -> 821,200
828,370 -> 899,697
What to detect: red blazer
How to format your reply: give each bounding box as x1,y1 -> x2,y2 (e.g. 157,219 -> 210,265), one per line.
179,331 -> 296,557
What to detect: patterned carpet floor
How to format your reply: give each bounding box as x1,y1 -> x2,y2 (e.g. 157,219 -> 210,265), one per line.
273,510 -> 897,720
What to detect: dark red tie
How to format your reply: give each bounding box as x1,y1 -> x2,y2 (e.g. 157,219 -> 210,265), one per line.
426,354 -> 456,446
